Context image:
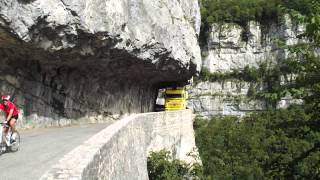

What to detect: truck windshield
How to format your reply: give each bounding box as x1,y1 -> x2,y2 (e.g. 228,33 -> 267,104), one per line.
166,94 -> 182,98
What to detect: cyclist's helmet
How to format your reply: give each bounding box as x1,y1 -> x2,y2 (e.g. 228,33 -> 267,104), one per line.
1,95 -> 10,101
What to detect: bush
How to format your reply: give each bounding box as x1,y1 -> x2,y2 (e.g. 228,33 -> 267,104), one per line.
196,63 -> 285,106
197,63 -> 278,83
147,150 -> 204,180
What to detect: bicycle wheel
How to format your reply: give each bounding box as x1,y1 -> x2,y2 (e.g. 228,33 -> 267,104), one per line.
0,143 -> 5,155
10,131 -> 20,152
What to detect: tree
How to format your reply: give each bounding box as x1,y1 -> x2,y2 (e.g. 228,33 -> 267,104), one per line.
194,106 -> 320,179
195,1 -> 320,178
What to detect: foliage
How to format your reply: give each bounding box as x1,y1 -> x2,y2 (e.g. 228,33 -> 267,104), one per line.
147,149 -> 204,180
198,0 -> 319,105
194,1 -> 320,179
195,63 -> 284,105
201,0 -> 279,25
280,4 -> 320,176
194,116 -> 266,179
194,106 -> 320,179
281,0 -> 320,111
197,62 -> 277,82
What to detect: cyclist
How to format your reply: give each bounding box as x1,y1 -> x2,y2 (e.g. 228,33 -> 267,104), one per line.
0,95 -> 19,143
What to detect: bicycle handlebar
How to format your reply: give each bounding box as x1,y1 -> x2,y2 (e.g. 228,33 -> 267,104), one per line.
0,122 -> 9,127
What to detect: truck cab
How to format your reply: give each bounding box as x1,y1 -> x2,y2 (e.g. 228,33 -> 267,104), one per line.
164,87 -> 188,111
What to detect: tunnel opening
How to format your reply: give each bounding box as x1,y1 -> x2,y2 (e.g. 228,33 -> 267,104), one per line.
0,46 -> 192,127
0,21 -> 196,127
154,80 -> 191,112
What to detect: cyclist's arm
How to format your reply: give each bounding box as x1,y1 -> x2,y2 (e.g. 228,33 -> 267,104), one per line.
6,108 -> 14,121
0,104 -> 4,112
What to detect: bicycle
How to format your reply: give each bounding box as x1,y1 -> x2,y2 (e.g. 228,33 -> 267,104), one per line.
0,122 -> 20,155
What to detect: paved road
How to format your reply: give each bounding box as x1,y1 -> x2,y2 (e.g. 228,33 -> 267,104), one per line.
0,123 -> 110,180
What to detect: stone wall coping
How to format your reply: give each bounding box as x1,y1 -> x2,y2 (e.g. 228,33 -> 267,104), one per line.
40,114 -> 138,179
40,110 -> 193,179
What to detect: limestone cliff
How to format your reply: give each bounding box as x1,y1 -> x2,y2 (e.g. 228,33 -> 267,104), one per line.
0,0 -> 201,127
202,15 -> 304,73
189,16 -> 304,117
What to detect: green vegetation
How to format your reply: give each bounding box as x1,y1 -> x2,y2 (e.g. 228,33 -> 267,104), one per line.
195,63 -> 284,106
196,62 -> 278,83
201,0 -> 279,26
194,106 -> 320,179
149,1 -> 320,179
200,0 -> 313,27
193,1 -> 320,179
147,150 -> 203,180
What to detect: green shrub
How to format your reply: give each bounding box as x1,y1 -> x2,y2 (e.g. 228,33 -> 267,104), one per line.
147,149 -> 204,180
247,83 -> 257,97
197,63 -> 278,83
196,63 -> 285,106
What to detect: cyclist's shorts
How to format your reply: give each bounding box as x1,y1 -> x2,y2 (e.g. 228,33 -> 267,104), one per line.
7,115 -> 19,125
12,115 -> 19,120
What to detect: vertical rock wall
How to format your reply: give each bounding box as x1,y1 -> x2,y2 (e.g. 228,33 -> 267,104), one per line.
202,15 -> 305,73
189,16 -> 304,118
188,81 -> 266,117
0,46 -> 160,127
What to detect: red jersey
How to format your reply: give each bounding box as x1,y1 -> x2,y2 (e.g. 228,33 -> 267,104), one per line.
0,101 -> 19,117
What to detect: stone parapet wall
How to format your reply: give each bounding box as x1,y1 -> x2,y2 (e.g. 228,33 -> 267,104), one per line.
40,110 -> 196,180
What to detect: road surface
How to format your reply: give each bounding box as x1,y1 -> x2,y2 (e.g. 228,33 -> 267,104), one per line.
0,123 -> 110,180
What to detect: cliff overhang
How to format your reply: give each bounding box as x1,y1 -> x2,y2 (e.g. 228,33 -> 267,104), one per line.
0,0 -> 201,126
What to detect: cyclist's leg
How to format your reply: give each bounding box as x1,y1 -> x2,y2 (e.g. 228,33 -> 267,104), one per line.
3,123 -> 9,135
1,126 -> 6,151
2,124 -> 9,145
9,118 -> 17,134
2,126 -> 6,142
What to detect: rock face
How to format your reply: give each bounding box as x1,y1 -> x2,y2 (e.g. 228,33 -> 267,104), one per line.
0,0 -> 201,127
188,81 -> 266,117
203,15 -> 305,73
189,16 -> 304,118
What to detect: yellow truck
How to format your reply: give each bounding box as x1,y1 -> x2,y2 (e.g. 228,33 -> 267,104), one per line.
164,87 -> 188,111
